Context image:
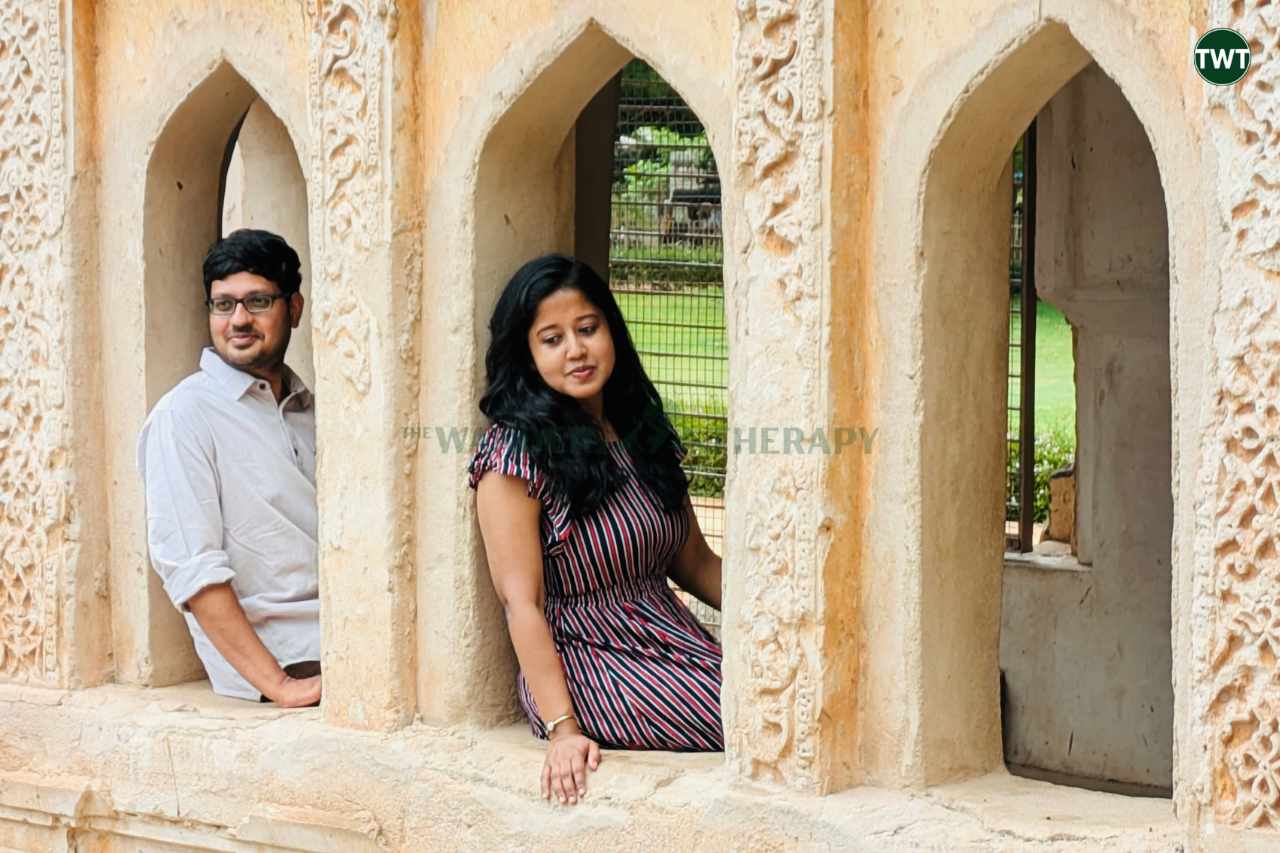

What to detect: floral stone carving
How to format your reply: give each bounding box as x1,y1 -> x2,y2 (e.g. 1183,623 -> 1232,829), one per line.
732,0 -> 826,787
1205,0 -> 1280,831
307,0 -> 400,396
0,0 -> 70,683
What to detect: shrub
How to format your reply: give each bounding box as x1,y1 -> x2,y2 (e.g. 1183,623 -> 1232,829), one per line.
610,253 -> 723,287
1007,423 -> 1075,524
1033,427 -> 1075,523
668,405 -> 727,499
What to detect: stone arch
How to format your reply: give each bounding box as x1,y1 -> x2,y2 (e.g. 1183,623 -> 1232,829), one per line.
466,17 -> 731,323
134,59 -> 313,685
220,99 -> 315,391
144,60 -> 312,404
414,16 -> 733,724
864,5 -> 1207,790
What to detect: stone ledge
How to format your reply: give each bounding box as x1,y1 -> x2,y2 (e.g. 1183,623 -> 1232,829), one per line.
0,772 -> 111,820
1004,551 -> 1091,573
0,682 -> 1183,851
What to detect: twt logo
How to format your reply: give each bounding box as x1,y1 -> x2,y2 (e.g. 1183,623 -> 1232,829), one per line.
1194,28 -> 1251,86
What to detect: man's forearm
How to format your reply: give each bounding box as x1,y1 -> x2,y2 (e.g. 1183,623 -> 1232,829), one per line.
186,583 -> 289,698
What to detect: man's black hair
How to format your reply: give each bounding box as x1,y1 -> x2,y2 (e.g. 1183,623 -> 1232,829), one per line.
202,229 -> 302,298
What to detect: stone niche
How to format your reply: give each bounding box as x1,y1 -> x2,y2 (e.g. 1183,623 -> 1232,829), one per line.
1000,63 -> 1174,793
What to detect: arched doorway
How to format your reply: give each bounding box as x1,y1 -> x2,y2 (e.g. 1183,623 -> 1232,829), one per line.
913,22 -> 1176,792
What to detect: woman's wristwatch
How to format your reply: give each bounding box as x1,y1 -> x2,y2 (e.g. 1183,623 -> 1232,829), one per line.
544,712 -> 576,736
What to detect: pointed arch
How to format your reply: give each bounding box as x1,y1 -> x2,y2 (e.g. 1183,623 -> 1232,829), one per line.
415,15 -> 734,724
130,57 -> 313,686
465,17 -> 731,324
143,61 -> 258,404
864,3 -> 1207,791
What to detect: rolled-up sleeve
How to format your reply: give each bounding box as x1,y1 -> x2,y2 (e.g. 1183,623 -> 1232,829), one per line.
137,405 -> 236,609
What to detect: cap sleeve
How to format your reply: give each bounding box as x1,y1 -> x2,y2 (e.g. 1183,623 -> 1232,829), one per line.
467,423 -> 574,557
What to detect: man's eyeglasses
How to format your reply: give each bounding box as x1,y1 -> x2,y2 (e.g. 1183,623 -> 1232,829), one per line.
206,293 -> 287,316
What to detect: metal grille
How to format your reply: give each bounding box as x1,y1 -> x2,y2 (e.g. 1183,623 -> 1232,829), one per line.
1006,140 -> 1024,546
1006,127 -> 1036,552
609,60 -> 725,636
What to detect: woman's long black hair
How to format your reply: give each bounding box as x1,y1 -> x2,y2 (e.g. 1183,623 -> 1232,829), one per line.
479,254 -> 688,517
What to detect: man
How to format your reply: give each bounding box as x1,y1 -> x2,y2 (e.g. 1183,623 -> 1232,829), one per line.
137,229 -> 320,706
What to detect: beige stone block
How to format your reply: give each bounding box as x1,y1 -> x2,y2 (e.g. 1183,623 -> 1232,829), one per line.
1044,466 -> 1076,544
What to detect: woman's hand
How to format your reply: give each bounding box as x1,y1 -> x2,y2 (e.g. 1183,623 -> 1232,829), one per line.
541,722 -> 601,805
477,473 -> 601,804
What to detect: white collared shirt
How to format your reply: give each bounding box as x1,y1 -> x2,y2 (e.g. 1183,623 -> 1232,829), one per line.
137,346 -> 319,700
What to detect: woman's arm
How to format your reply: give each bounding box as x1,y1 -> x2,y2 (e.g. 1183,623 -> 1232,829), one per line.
475,472 -> 600,805
667,497 -> 722,610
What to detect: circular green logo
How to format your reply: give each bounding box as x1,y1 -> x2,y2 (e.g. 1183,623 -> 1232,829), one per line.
1194,28 -> 1252,86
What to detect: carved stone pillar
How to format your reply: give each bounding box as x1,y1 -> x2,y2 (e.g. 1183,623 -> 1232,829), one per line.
724,0 -> 848,791
1200,1 -> 1280,834
307,0 -> 420,729
0,0 -> 109,689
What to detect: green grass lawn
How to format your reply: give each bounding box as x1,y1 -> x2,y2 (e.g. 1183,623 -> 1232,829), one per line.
1011,300 -> 1076,445
615,288 -> 727,415
617,287 -> 1076,451
616,287 -> 729,497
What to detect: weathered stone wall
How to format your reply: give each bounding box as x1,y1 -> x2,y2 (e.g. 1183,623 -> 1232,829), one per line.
0,0 -> 1275,850
0,684 -> 1187,852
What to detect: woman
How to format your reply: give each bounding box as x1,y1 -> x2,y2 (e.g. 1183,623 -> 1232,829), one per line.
468,254 -> 723,807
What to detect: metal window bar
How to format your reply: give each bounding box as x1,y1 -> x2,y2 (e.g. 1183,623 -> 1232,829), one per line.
611,287 -> 724,298
1006,124 -> 1037,553
609,60 -> 725,636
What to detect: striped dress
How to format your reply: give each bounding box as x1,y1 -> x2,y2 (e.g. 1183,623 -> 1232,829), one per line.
468,423 -> 723,751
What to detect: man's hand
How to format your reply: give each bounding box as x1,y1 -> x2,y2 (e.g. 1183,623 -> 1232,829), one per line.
187,583 -> 319,704
266,672 -> 322,708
